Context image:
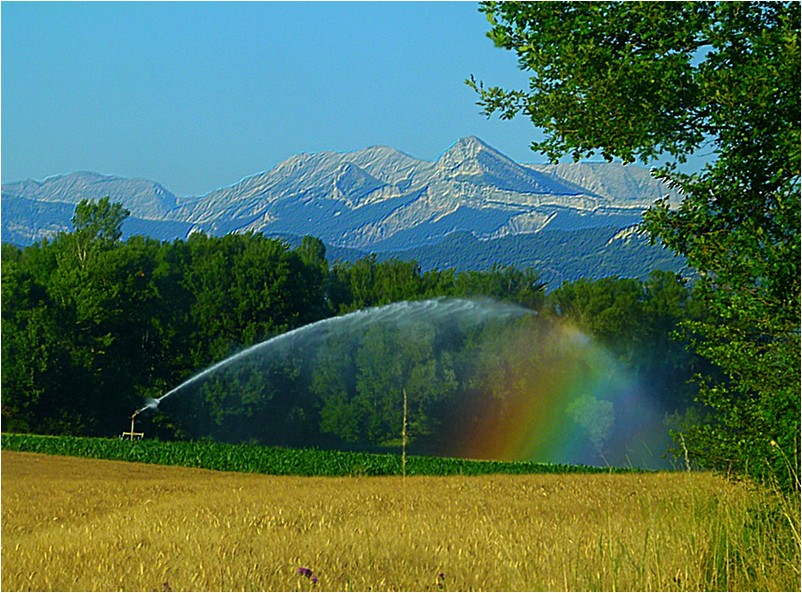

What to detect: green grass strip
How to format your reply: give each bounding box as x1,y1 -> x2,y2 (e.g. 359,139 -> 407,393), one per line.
1,433 -> 641,476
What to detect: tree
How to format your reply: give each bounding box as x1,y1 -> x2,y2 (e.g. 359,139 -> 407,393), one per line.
547,276 -> 645,358
545,272 -> 709,419
69,196 -> 130,266
1,243 -> 74,433
470,1 -> 800,487
455,265 -> 545,309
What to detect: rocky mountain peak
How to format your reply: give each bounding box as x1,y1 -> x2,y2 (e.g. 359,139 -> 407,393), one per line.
331,162 -> 386,205
435,137 -> 585,196
435,136 -> 505,173
346,145 -> 427,187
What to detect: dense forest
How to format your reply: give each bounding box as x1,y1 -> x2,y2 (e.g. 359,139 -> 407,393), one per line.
2,198 -> 712,467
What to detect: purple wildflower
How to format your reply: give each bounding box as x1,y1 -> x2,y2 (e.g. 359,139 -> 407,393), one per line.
311,576 -> 319,586
297,567 -> 313,578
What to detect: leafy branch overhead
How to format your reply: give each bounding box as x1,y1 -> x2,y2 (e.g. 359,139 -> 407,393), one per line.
470,2 -> 796,166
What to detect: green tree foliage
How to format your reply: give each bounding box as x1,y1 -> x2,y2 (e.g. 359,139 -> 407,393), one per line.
2,198 -> 145,434
470,1 -> 800,487
311,318 -> 459,449
547,276 -> 646,356
1,243 -> 77,433
69,196 -> 130,266
327,255 -> 436,313
546,272 -> 709,414
329,255 -> 545,314
182,232 -> 322,362
296,235 -> 329,321
453,265 -> 545,310
1,205 -> 330,439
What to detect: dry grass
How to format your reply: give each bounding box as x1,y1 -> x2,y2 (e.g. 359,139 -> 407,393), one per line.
2,451 -> 798,591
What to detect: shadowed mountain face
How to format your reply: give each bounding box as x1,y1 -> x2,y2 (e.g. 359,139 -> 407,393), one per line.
1,136 -> 682,283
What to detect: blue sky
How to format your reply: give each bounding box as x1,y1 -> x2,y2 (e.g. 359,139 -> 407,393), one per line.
2,1 -> 553,197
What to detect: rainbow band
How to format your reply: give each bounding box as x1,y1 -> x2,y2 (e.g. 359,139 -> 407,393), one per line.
451,320 -> 662,467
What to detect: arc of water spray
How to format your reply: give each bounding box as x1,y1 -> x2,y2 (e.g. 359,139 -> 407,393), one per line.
133,297 -> 533,415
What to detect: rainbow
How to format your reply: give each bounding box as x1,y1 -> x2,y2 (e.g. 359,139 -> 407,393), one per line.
448,318 -> 669,468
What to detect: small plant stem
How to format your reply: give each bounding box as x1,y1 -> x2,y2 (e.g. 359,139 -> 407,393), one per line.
678,432 -> 691,472
402,388 -> 408,531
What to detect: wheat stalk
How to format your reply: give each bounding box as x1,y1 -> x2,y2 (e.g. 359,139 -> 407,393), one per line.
402,388 -> 408,531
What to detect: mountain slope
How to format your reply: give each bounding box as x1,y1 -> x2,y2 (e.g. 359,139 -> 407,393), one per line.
1,172 -> 185,219
380,227 -> 683,288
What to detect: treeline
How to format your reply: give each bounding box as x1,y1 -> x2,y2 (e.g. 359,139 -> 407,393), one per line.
2,199 -> 707,465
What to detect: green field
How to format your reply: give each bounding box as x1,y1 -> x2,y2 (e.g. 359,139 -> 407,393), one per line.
1,433 -> 636,477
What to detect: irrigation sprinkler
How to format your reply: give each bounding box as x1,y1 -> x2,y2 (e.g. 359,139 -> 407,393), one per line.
121,409 -> 145,440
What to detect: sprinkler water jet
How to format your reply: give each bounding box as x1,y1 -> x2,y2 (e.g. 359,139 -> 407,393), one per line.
122,398 -> 159,439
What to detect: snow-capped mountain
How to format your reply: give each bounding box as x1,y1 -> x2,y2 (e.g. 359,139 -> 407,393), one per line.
2,137 -> 680,270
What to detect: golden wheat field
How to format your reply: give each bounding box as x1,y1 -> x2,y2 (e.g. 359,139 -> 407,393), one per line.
1,451 -> 799,592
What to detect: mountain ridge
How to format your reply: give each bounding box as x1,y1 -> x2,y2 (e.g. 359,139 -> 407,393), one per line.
1,137 -> 683,283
